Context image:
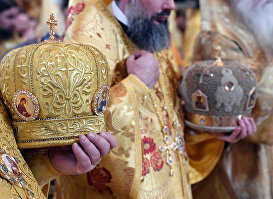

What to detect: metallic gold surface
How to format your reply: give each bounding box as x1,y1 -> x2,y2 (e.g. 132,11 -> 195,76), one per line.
0,42 -> 110,149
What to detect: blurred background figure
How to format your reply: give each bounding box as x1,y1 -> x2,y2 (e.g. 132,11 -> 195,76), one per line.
0,0 -> 37,57
0,0 -> 68,59
169,0 -> 201,74
192,0 -> 273,198
176,9 -> 186,35
176,0 -> 200,68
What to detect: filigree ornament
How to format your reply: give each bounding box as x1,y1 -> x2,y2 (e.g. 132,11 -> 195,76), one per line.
92,85 -> 110,116
36,46 -> 95,116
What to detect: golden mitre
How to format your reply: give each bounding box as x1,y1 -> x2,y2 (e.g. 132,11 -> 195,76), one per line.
0,14 -> 110,149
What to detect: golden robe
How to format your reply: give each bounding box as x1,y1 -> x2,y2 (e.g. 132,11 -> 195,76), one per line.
192,0 -> 273,198
0,98 -> 46,199
53,0 -> 223,198
182,8 -> 201,68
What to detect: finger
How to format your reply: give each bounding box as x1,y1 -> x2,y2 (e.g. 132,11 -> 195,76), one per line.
237,118 -> 247,138
100,132 -> 117,149
230,118 -> 247,143
79,135 -> 101,165
249,118 -> 257,134
72,143 -> 91,171
86,132 -> 110,157
226,127 -> 241,143
242,117 -> 252,136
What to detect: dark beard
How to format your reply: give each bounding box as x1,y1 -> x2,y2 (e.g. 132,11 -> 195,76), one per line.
126,12 -> 170,53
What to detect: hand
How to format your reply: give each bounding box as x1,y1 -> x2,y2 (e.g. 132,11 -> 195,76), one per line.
49,132 -> 117,175
210,117 -> 256,143
127,50 -> 160,88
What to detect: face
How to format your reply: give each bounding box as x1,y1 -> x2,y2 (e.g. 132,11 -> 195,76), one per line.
0,7 -> 19,30
138,0 -> 175,24
20,98 -> 26,105
0,6 -> 34,35
14,12 -> 31,32
102,91 -> 107,99
176,10 -> 186,33
124,0 -> 175,52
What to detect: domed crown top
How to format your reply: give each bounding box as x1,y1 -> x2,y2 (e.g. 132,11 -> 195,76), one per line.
0,14 -> 111,148
180,52 -> 257,132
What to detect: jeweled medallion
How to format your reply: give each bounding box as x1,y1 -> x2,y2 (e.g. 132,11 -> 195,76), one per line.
0,152 -> 23,187
13,90 -> 39,121
92,85 -> 110,116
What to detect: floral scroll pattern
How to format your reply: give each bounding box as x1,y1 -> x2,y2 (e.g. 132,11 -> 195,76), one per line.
66,2 -> 86,30
35,45 -> 96,117
87,167 -> 113,195
142,137 -> 164,176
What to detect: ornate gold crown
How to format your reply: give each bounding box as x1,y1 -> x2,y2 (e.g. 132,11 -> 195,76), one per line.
0,14 -> 110,148
180,49 -> 257,132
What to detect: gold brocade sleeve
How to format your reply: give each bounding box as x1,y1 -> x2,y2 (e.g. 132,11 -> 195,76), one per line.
185,129 -> 224,184
100,74 -> 149,198
22,149 -> 61,188
0,99 -> 46,199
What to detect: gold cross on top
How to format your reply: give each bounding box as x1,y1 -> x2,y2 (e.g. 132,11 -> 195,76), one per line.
213,44 -> 224,67
47,13 -> 58,41
215,45 -> 222,58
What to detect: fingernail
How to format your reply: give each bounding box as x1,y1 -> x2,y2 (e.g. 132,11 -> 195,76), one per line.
88,132 -> 96,139
80,135 -> 87,143
100,132 -> 107,137
73,143 -> 79,148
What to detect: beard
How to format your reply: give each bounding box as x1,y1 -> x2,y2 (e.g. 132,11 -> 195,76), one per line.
124,0 -> 170,53
232,0 -> 273,55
